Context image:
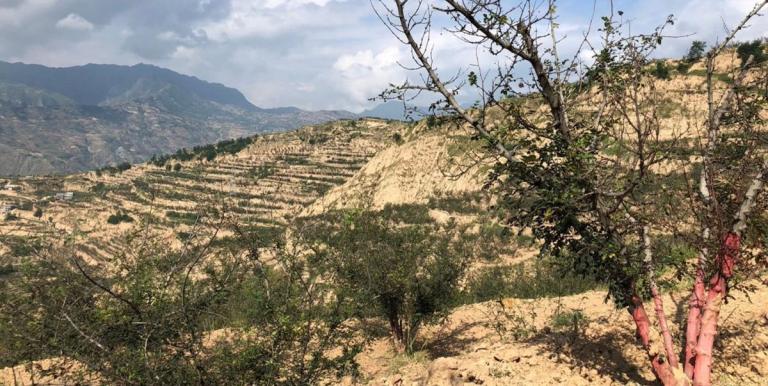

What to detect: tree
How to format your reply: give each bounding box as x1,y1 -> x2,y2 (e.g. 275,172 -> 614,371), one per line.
651,61 -> 671,79
297,205 -> 471,354
677,40 -> 707,73
373,0 -> 768,385
736,39 -> 767,67
685,40 -> 707,63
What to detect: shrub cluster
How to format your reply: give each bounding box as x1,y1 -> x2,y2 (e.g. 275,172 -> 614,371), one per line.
297,204 -> 473,353
106,211 -> 134,225
96,162 -> 132,176
150,137 -> 255,167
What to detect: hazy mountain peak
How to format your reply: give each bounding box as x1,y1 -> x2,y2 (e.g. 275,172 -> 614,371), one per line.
0,61 -> 355,176
0,61 -> 255,110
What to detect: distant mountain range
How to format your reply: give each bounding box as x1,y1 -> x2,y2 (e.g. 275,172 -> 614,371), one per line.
360,101 -> 428,121
0,61 -> 354,176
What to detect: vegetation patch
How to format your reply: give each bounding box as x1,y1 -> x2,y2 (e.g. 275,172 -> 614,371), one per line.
165,210 -> 201,225
107,211 -> 134,225
463,260 -> 601,303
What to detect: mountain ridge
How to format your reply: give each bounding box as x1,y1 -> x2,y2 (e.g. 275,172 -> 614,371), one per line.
0,61 -> 255,109
0,61 -> 355,176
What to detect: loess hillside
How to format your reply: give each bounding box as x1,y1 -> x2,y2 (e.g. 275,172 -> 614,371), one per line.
0,118 -> 404,264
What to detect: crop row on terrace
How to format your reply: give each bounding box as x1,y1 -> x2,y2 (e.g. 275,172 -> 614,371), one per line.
0,120 -> 400,266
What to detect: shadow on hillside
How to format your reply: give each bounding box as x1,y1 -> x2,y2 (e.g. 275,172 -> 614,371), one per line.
525,321 -> 654,385
422,321 -> 487,358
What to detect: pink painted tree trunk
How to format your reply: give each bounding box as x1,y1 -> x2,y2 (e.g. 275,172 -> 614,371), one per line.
692,233 -> 740,386
684,253 -> 707,377
629,295 -> 679,386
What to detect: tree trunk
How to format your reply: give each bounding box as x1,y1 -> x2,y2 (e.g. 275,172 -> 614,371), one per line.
628,295 -> 679,386
641,225 -> 680,370
684,249 -> 708,377
389,317 -> 406,354
649,282 -> 679,369
692,233 -> 739,386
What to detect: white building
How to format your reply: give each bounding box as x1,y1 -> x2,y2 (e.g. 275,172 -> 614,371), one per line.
0,202 -> 15,214
55,192 -> 74,201
3,184 -> 22,191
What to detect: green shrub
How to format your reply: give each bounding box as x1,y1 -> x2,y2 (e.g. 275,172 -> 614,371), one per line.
149,137 -> 255,167
651,61 -> 670,80
0,264 -> 15,277
1,236 -> 43,257
298,132 -> 330,145
379,203 -> 432,224
106,211 -> 134,225
551,308 -> 588,331
280,155 -> 310,165
465,267 -> 510,302
300,206 -> 471,353
684,40 -> 706,63
90,182 -> 107,194
0,231 -> 358,384
96,162 -> 132,175
676,61 -> 691,74
737,39 -> 767,68
247,165 -> 275,179
117,162 -> 132,172
464,259 -> 600,303
149,154 -> 166,167
33,208 -> 43,218
427,191 -> 486,214
166,210 -> 199,225
551,307 -> 589,343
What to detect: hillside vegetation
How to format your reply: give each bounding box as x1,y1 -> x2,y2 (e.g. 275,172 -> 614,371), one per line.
0,118 -> 401,264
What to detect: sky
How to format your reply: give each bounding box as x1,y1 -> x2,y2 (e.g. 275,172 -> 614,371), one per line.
0,0 -> 767,112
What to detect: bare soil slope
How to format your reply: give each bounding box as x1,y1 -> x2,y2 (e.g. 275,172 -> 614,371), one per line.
351,280 -> 768,386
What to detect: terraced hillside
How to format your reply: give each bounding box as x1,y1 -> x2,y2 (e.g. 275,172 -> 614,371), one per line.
0,118 -> 405,264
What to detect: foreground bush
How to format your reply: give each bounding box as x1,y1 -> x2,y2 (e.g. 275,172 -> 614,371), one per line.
0,228 -> 359,385
297,205 -> 473,354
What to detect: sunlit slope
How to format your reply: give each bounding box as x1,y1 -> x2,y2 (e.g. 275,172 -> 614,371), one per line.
0,118 -> 403,262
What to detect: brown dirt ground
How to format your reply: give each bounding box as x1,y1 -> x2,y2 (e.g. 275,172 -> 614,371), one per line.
348,280 -> 768,386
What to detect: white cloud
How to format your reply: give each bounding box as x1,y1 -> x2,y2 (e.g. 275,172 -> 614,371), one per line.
333,46 -> 405,108
55,13 -> 94,31
170,45 -> 198,60
263,0 -> 334,8
201,0 -> 348,41
4,0 -> 768,112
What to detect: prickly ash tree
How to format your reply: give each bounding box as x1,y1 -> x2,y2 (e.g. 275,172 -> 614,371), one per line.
374,1 -> 768,385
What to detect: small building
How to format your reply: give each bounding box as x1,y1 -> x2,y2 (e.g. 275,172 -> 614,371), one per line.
0,202 -> 15,214
54,192 -> 74,201
3,184 -> 22,192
